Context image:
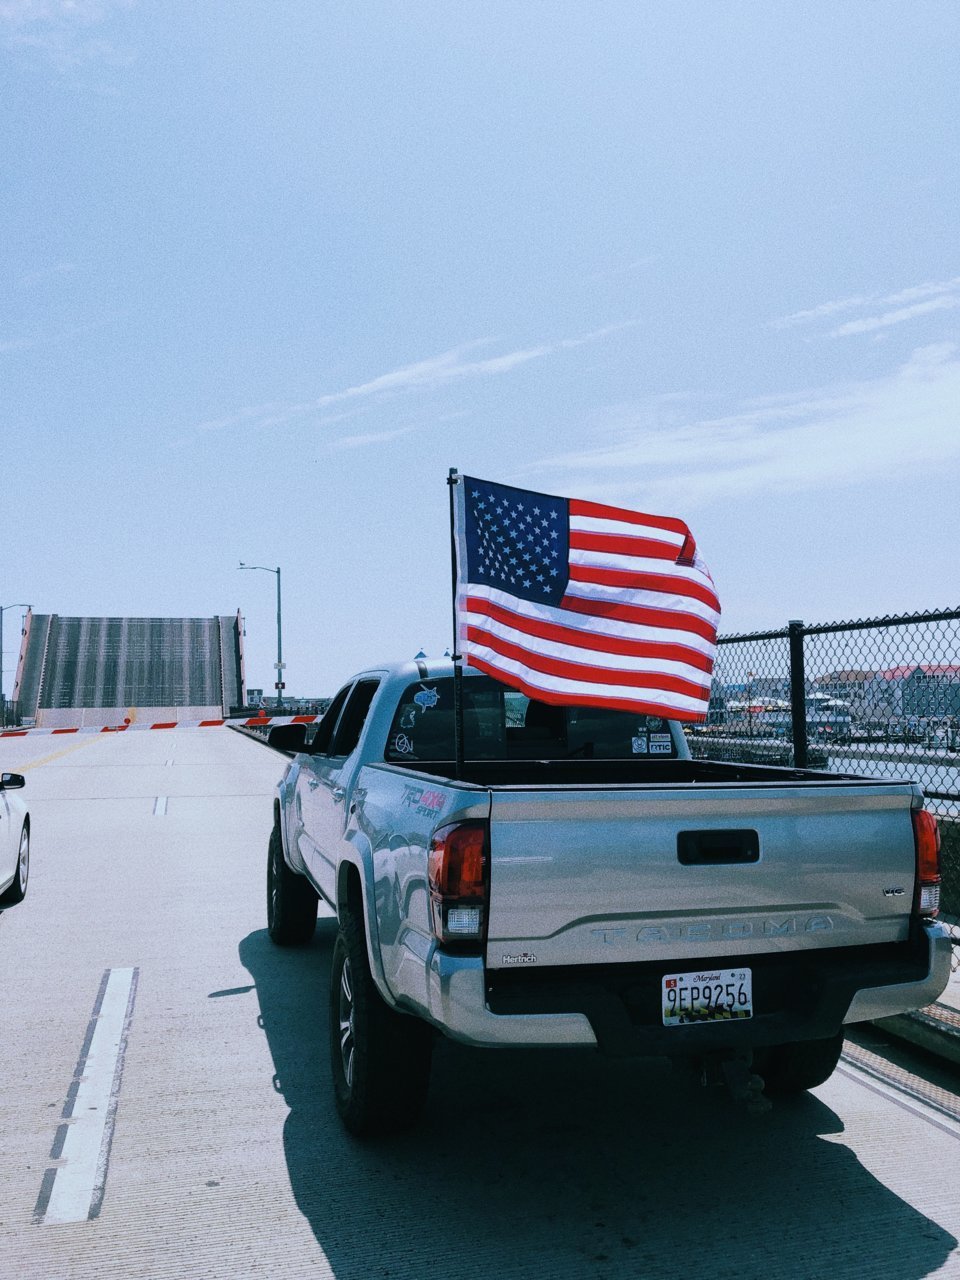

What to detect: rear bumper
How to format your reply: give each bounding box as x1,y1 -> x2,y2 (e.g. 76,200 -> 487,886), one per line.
425,949 -> 597,1047
842,921 -> 952,1023
422,921 -> 952,1055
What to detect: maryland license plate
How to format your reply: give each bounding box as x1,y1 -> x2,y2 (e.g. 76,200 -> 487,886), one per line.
662,968 -> 753,1026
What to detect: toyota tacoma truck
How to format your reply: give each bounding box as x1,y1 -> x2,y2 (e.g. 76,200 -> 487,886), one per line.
263,659 -> 951,1135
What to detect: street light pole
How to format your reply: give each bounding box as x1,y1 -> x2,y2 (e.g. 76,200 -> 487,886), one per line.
0,603 -> 30,728
238,564 -> 284,712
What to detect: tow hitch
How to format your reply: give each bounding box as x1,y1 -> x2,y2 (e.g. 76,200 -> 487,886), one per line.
699,1051 -> 772,1116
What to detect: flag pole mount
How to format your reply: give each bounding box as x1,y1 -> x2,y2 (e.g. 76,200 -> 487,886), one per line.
447,469 -> 465,775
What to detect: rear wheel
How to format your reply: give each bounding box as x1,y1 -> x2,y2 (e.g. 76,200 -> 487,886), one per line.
755,1031 -> 845,1096
329,904 -> 432,1137
266,822 -> 318,946
0,823 -> 29,907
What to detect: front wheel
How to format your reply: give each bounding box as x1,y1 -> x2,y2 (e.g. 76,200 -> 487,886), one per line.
0,823 -> 29,907
329,905 -> 432,1137
266,822 -> 317,946
754,1031 -> 845,1096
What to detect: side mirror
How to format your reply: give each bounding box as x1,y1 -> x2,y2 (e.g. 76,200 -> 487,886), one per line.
0,773 -> 25,791
267,724 -> 308,754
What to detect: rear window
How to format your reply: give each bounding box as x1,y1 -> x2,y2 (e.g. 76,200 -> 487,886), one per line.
384,675 -> 678,763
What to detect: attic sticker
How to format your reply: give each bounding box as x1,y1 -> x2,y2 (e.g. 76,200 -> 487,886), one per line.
413,686 -> 440,711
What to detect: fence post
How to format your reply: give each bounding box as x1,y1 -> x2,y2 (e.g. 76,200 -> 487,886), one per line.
788,620 -> 808,769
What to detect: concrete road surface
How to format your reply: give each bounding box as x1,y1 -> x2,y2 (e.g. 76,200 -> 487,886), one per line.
1,728 -> 959,1280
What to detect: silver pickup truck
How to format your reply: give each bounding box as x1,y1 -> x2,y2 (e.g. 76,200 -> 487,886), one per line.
265,658 -> 951,1135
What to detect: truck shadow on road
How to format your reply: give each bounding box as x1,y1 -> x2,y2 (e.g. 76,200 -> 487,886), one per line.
239,926 -> 957,1280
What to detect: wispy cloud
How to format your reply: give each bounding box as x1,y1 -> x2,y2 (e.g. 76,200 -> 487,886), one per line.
0,313 -> 122,355
17,260 -> 76,288
827,295 -> 960,337
1,0 -> 135,73
328,426 -> 419,451
537,342 -> 960,508
197,323 -> 635,435
773,275 -> 960,337
587,255 -> 657,283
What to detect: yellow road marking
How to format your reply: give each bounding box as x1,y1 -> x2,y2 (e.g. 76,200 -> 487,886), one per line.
18,736 -> 101,771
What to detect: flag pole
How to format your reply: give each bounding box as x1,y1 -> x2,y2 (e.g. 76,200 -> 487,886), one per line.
447,468 -> 465,777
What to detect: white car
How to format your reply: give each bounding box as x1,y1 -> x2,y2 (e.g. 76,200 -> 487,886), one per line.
0,772 -> 29,909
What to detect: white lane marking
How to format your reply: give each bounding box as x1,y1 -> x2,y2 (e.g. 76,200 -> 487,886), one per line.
37,967 -> 139,1224
153,795 -> 168,816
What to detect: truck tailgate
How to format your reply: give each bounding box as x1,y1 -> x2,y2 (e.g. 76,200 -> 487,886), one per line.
485,782 -> 920,970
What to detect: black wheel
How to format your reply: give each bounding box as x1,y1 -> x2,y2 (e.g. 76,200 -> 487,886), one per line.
266,822 -> 318,946
330,904 -> 432,1137
0,823 -> 28,907
755,1031 -> 844,1096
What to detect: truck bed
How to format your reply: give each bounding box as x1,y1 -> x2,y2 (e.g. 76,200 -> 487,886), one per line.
380,756 -> 875,788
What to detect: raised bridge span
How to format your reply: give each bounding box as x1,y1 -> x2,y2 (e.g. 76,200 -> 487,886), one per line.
1,726 -> 959,1280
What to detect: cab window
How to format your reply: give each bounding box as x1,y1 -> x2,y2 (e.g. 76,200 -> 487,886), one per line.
330,679 -> 380,758
310,684 -> 352,755
383,675 -> 677,762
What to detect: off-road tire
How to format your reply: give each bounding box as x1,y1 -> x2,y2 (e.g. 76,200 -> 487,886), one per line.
329,904 -> 433,1137
755,1031 -> 845,1096
0,823 -> 29,907
266,822 -> 318,946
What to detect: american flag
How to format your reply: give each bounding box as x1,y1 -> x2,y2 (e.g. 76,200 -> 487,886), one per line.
453,475 -> 719,722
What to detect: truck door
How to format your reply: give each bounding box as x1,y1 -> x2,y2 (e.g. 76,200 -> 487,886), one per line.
298,679 -> 380,903
294,682 -> 351,884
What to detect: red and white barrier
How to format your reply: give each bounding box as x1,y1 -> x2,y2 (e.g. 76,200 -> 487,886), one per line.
0,714 -> 320,739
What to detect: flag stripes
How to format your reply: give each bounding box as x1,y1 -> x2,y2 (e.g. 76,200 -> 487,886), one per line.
567,563 -> 721,613
463,595 -> 715,671
465,651 -> 711,720
560,591 -> 718,645
465,626 -> 711,700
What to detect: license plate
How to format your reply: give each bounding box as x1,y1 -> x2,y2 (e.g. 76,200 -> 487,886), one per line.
662,968 -> 753,1026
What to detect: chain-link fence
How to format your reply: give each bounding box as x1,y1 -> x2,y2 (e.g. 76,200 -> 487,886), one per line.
686,608 -> 960,971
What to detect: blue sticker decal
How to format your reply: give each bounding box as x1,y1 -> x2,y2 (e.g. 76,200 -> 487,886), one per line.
413,686 -> 440,711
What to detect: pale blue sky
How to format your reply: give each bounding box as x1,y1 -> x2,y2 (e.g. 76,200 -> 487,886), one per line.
3,2 -> 959,696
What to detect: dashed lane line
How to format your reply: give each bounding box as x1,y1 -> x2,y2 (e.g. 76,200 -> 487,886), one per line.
34,967 -> 139,1225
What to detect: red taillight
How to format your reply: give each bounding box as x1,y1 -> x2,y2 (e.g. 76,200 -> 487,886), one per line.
428,821 -> 488,946
912,808 -> 941,917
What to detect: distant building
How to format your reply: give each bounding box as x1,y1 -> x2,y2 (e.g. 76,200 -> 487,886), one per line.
13,610 -> 245,727
260,694 -> 331,715
900,665 -> 960,718
864,664 -> 960,720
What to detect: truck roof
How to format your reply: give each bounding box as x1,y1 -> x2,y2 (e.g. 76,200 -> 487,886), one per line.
351,657 -> 477,684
